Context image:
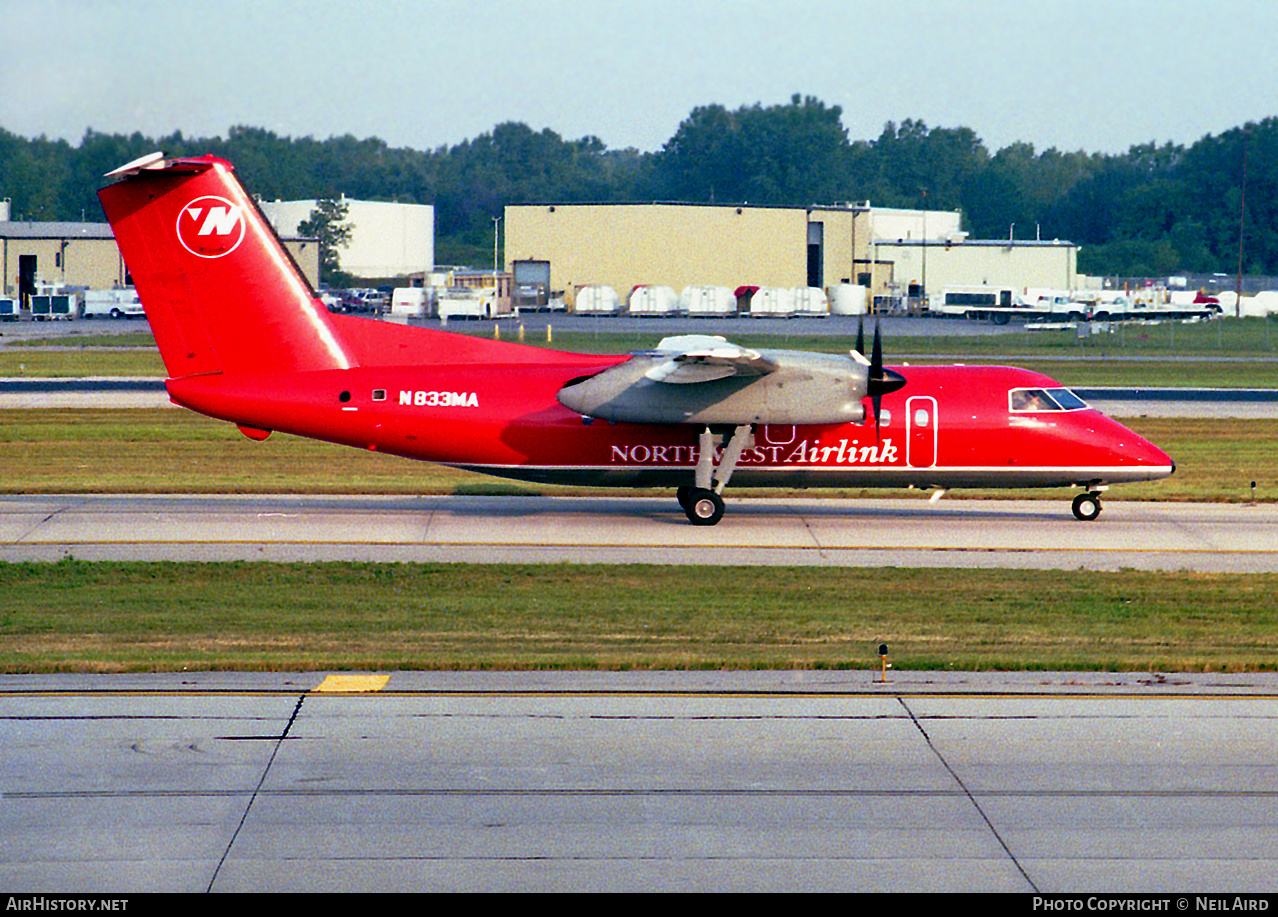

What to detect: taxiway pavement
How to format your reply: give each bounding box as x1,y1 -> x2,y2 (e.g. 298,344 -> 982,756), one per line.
3,670 -> 1276,893
3,493 -> 1277,572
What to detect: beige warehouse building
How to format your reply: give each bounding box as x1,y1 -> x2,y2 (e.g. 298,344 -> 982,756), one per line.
505,201 -> 1078,310
1,223 -> 127,297
505,202 -> 886,308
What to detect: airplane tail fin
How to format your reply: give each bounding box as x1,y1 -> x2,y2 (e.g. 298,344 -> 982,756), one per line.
97,152 -> 353,379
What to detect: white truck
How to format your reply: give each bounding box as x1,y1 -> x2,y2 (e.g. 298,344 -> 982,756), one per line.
389,287 -> 434,319
82,289 -> 145,319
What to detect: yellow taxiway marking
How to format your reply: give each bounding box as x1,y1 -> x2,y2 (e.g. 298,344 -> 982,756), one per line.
314,674 -> 390,693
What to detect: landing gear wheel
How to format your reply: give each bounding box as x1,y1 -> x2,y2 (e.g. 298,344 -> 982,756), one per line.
684,488 -> 725,526
1071,492 -> 1102,521
676,486 -> 695,511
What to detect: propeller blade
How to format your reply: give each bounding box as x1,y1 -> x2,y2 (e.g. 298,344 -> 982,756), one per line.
862,320 -> 907,441
870,321 -> 885,440
866,321 -> 906,398
855,317 -> 865,359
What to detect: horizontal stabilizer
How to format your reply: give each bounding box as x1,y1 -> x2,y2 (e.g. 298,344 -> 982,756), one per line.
103,151 -> 215,179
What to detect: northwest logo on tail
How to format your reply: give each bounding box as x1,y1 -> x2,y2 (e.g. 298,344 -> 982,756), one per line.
176,195 -> 245,258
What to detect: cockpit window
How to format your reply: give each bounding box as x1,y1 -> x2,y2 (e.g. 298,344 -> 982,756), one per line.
1009,387 -> 1088,412
1046,387 -> 1087,410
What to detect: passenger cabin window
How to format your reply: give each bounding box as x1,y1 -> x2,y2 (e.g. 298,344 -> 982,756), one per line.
1009,388 -> 1088,413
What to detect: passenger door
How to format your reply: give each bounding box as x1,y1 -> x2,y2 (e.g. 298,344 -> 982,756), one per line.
906,396 -> 938,468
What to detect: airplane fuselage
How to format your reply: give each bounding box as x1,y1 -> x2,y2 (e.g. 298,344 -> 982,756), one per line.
166,346 -> 1172,492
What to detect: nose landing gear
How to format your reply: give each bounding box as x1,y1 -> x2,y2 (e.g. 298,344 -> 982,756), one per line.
1071,491 -> 1103,521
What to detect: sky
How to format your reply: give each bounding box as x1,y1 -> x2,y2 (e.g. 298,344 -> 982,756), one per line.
3,0 -> 1276,156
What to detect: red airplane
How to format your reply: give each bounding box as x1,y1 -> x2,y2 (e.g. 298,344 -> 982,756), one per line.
98,153 -> 1174,525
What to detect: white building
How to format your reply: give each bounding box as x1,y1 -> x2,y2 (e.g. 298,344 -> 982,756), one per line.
864,206 -> 966,245
260,196 -> 434,280
874,238 -> 1080,297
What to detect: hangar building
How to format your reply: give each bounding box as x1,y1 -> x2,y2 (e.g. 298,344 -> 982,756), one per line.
503,201 -> 1079,310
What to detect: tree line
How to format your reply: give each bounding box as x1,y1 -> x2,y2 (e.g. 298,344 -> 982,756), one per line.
2,94 -> 1274,277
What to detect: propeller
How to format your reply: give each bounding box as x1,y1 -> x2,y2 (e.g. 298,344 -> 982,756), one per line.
855,317 -> 907,439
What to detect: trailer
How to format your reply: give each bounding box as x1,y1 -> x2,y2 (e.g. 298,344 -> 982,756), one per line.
574,285 -> 622,315
0,297 -> 19,321
931,286 -> 1221,324
791,287 -> 830,317
1085,291 -> 1220,322
748,287 -> 794,318
628,285 -> 680,316
30,293 -> 75,320
680,285 -> 736,317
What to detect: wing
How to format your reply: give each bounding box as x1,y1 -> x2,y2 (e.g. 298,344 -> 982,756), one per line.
557,335 -> 873,426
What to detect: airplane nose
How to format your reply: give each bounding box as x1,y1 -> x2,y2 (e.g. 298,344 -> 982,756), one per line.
1137,432 -> 1175,477
1145,442 -> 1175,470
1089,414 -> 1175,480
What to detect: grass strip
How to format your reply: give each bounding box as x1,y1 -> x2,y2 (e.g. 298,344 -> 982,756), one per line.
1,561 -> 1276,674
0,350 -> 167,377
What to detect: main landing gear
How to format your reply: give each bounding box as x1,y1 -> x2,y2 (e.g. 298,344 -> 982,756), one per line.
1071,490 -> 1103,521
677,424 -> 753,526
677,486 -> 724,526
